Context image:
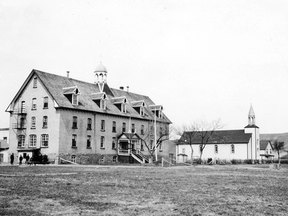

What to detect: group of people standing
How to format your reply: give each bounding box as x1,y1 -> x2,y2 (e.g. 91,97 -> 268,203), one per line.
10,153 -> 31,165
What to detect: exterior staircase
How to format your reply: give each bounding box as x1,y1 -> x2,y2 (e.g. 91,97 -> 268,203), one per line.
131,150 -> 149,164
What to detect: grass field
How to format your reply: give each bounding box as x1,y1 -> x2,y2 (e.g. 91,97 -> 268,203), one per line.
0,164 -> 287,216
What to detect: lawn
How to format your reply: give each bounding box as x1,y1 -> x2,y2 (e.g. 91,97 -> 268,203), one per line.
0,164 -> 287,216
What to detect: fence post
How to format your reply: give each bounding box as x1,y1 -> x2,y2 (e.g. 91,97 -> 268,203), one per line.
162,157 -> 164,167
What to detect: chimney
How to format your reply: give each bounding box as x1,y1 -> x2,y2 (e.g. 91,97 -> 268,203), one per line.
67,71 -> 70,78
120,86 -> 124,90
127,86 -> 129,92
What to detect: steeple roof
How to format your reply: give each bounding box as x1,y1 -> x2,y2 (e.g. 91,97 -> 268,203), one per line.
94,62 -> 107,73
248,104 -> 255,117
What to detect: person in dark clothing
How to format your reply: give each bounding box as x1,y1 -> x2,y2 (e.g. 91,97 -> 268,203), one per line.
26,155 -> 30,165
10,153 -> 14,165
19,155 -> 23,165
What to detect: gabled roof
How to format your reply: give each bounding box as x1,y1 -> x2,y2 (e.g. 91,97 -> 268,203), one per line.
111,96 -> 127,104
117,132 -> 141,140
131,100 -> 146,107
7,69 -> 171,123
179,130 -> 252,145
260,140 -> 272,150
91,92 -> 106,100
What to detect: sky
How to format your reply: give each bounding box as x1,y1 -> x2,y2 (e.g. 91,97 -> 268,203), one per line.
0,0 -> 288,134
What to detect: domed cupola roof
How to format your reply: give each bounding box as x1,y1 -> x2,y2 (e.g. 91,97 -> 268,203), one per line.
94,62 -> 107,73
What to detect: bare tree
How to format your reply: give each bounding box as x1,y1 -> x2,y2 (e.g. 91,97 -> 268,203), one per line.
272,139 -> 285,166
140,123 -> 172,159
194,119 -> 222,163
176,124 -> 197,164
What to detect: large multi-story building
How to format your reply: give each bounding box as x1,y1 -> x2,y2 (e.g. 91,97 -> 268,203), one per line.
6,64 -> 172,164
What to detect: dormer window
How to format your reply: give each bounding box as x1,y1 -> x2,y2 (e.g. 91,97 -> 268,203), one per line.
91,92 -> 107,110
131,100 -> 146,116
63,86 -> 80,105
149,105 -> 163,118
111,96 -> 127,113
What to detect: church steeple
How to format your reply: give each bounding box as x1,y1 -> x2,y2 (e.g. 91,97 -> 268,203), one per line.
248,104 -> 256,126
94,62 -> 108,92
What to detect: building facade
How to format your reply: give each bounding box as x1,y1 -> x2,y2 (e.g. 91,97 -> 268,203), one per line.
176,105 -> 260,163
0,128 -> 9,163
6,64 -> 172,164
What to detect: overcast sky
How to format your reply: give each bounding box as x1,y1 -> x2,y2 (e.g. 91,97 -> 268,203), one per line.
1,0 -> 287,134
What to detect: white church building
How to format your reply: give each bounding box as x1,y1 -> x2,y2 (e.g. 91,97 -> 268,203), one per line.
176,105 -> 260,163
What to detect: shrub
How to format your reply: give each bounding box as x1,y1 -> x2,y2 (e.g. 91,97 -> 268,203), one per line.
244,159 -> 252,164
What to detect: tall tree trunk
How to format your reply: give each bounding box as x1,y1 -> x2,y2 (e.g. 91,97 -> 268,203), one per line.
190,145 -> 194,164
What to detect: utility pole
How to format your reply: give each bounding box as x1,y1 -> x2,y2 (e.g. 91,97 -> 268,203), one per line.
154,112 -> 157,161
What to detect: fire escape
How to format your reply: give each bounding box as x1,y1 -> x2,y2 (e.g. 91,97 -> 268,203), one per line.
11,107 -> 27,148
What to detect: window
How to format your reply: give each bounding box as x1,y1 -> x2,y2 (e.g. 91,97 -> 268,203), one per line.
141,125 -> 144,135
270,149 -> 272,154
3,137 -> 7,141
21,101 -> 26,113
71,155 -> 76,163
215,145 -> 218,154
100,100 -> 106,110
29,135 -> 37,147
150,140 -> 153,150
100,136 -> 105,149
231,144 -> 235,154
41,134 -> 49,147
182,148 -> 185,154
18,135 -> 25,147
266,149 -> 269,154
112,137 -> 116,149
122,123 -> 126,132
42,116 -> 48,128
20,117 -> 26,129
43,97 -> 48,109
101,120 -> 105,131
87,118 -> 92,130
112,155 -> 117,162
33,77 -> 37,88
99,155 -> 104,163
159,127 -> 163,137
32,98 -> 37,110
140,141 -> 144,151
87,135 -> 91,149
131,124 -> 135,133
72,134 -> 77,148
31,116 -> 36,129
112,121 -> 116,133
72,94 -> 78,105
72,116 -> 77,129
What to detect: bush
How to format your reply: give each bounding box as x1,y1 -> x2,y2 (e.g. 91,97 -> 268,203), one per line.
231,159 -> 238,164
244,159 -> 253,164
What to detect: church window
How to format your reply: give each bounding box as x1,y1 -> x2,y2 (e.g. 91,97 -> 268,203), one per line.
231,144 -> 235,154
215,145 -> 218,154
